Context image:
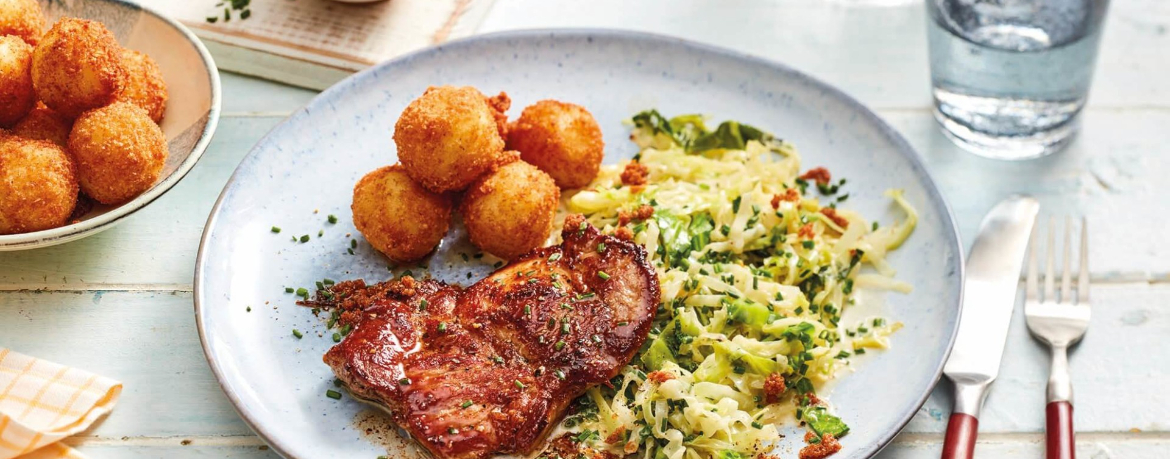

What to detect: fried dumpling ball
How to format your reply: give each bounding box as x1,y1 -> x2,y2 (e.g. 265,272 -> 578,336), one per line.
393,85 -> 509,193
32,18 -> 126,119
0,0 -> 46,46
12,101 -> 70,147
0,35 -> 35,127
506,100 -> 604,189
352,164 -> 453,262
116,48 -> 167,123
68,102 -> 168,205
0,135 -> 78,234
461,160 -> 560,260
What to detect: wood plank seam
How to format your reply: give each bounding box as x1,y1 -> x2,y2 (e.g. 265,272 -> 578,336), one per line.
57,431 -> 1170,447
2,277 -> 1163,293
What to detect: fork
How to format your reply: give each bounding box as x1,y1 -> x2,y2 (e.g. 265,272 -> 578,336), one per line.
1025,217 -> 1091,459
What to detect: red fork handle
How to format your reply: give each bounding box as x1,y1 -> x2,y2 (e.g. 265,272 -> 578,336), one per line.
1046,401 -> 1075,459
941,413 -> 978,459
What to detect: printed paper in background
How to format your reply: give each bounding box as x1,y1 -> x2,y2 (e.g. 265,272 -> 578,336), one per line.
135,0 -> 495,89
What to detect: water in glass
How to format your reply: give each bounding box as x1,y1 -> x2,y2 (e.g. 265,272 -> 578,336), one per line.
927,0 -> 1109,159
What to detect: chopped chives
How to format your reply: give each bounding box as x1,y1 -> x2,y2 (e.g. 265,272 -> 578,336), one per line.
554,370 -> 565,380
597,271 -> 610,280
461,400 -> 473,408
524,305 -> 531,315
299,235 -> 310,243
448,427 -> 459,435
350,239 -> 357,249
514,380 -> 526,389
751,421 -> 764,429
292,329 -> 303,339
437,322 -> 448,333
561,323 -> 570,334
802,240 -> 815,249
325,390 -> 342,399
399,377 -> 411,385
295,288 -> 309,298
327,214 -> 338,224
317,230 -> 323,237
332,332 -> 341,343
597,242 -> 607,253
419,300 -> 428,311
554,341 -> 566,350
270,226 -> 281,233
285,287 -> 294,293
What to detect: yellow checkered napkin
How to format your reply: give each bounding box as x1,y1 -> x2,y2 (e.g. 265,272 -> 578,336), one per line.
0,349 -> 122,459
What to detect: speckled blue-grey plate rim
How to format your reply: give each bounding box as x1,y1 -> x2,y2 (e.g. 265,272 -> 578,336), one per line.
0,0 -> 222,250
195,28 -> 965,459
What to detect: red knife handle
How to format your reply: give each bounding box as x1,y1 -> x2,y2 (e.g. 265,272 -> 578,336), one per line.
1046,401 -> 1075,459
941,413 -> 978,459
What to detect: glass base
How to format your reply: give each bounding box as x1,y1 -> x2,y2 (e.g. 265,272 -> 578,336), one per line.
932,90 -> 1082,160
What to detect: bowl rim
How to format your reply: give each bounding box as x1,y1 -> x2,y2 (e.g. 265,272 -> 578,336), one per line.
0,0 -> 222,251
194,28 -> 965,459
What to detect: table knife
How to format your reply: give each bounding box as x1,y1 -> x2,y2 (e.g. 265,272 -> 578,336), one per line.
941,196 -> 1039,459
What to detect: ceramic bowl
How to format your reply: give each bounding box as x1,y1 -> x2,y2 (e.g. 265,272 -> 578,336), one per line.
0,0 -> 221,250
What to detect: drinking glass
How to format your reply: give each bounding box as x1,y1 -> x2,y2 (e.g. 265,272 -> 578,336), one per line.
927,0 -> 1110,159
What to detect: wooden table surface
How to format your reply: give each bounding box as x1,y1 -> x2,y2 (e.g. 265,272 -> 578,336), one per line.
2,0 -> 1166,457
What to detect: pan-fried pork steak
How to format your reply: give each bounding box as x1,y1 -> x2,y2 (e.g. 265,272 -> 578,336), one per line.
323,215 -> 659,459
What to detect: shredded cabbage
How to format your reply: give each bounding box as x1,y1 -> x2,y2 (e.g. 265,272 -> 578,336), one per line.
551,111 -> 915,459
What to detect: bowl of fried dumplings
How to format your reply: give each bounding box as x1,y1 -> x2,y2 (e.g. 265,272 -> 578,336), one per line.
0,0 -> 220,250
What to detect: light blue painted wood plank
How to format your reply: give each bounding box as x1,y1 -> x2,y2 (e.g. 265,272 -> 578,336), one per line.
0,117 -> 283,289
906,282 -> 1168,434
1,108 -> 1164,287
73,444 -> 279,459
0,291 -> 254,437
220,73 -> 317,116
884,108 -> 1170,282
0,285 -> 1164,440
68,436 -> 1170,459
876,434 -> 1169,458
478,0 -> 1170,110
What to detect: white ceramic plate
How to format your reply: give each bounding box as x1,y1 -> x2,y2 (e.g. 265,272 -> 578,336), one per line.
0,0 -> 221,251
196,30 -> 963,459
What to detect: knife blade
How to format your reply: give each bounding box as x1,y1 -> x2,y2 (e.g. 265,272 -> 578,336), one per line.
940,195 -> 1039,459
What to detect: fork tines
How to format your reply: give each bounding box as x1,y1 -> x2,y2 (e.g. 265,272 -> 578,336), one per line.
1026,216 -> 1089,305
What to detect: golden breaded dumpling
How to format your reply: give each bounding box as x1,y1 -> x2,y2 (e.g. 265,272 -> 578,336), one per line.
11,101 -> 70,147
394,86 -> 509,193
68,102 -> 168,205
352,164 -> 453,262
0,35 -> 35,127
0,135 -> 77,234
461,160 -> 560,260
116,48 -> 167,123
0,0 -> 46,46
32,18 -> 126,119
507,100 -> 604,189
